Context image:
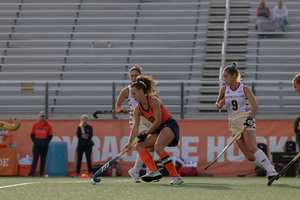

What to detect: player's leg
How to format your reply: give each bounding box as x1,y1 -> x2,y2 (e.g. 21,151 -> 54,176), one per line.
74,145 -> 84,177
236,136 -> 256,162
294,116 -> 300,177
128,147 -> 155,183
129,117 -> 154,182
85,145 -> 93,177
130,129 -> 151,174
136,134 -> 162,182
39,146 -> 48,177
27,146 -> 40,177
239,130 -> 277,179
154,127 -> 183,185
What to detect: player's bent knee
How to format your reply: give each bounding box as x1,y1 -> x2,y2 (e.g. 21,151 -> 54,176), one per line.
136,143 -> 147,153
154,144 -> 165,155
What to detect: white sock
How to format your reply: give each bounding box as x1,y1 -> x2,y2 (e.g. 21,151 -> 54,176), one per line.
251,149 -> 275,173
149,151 -> 155,158
132,154 -> 144,173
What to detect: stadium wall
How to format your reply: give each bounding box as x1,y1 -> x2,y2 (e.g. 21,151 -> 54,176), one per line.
8,119 -> 296,177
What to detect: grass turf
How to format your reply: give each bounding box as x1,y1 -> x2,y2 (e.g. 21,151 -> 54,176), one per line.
0,176 -> 299,200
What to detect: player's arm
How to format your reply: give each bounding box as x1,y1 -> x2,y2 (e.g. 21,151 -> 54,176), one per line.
124,107 -> 141,150
30,123 -> 36,143
215,86 -> 226,109
115,87 -> 129,114
244,86 -> 258,118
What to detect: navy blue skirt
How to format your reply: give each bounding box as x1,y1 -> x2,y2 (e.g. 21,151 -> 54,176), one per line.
152,118 -> 179,147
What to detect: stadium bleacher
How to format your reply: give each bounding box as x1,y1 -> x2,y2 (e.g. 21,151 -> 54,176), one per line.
0,0 -> 299,120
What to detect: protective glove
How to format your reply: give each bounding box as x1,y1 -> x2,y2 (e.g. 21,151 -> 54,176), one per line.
244,116 -> 255,128
137,132 -> 147,143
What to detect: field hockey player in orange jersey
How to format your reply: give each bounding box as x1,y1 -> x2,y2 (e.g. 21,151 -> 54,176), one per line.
115,65 -> 154,183
123,75 -> 183,185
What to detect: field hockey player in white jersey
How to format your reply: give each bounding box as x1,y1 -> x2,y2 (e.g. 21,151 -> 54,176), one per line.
115,65 -> 154,183
292,74 -> 300,176
215,61 -> 278,181
292,74 -> 300,133
293,74 -> 300,133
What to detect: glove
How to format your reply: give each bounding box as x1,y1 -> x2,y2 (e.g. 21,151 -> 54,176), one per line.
137,132 -> 147,143
244,116 -> 255,128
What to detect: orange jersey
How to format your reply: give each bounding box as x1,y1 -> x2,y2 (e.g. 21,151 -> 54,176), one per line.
31,120 -> 53,139
138,96 -> 172,123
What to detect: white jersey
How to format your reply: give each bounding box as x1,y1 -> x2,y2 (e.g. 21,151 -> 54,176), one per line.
126,84 -> 151,130
126,84 -> 138,110
224,83 -> 249,115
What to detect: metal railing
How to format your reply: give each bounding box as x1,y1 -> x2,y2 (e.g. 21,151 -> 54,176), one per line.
219,0 -> 230,87
0,79 -> 298,120
0,80 -> 203,120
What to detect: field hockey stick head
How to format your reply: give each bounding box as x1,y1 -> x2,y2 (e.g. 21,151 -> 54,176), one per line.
92,176 -> 101,184
91,169 -> 103,184
93,110 -> 100,119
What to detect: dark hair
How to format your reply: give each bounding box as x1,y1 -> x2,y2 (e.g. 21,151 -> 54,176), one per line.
131,75 -> 157,96
128,65 -> 142,76
293,74 -> 300,85
223,61 -> 241,82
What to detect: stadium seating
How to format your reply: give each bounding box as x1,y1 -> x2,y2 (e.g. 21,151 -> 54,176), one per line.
245,0 -> 300,119
0,0 -> 299,120
0,0 -> 208,119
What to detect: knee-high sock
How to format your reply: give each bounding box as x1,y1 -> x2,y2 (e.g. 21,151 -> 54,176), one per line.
159,151 -> 179,177
251,149 -> 275,173
146,151 -> 155,173
139,150 -> 157,172
133,151 -> 155,173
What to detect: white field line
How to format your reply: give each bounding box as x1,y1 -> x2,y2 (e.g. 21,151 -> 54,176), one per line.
0,182 -> 34,189
56,181 -> 89,183
0,179 -> 108,189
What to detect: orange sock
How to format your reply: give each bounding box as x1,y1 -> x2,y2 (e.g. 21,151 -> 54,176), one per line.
139,150 -> 157,171
159,151 -> 179,177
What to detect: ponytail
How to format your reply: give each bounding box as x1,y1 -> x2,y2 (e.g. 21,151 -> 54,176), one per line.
132,75 -> 158,96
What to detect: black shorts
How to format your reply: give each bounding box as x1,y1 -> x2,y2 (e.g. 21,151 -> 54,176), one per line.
152,118 -> 179,147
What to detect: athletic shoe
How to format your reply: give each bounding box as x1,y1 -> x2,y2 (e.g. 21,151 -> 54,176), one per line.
267,168 -> 278,180
72,172 -> 80,178
141,171 -> 162,182
89,172 -> 93,178
128,168 -> 141,183
26,172 -> 34,178
170,176 -> 184,185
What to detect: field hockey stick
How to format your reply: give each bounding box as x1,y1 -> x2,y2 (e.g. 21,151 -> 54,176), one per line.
91,136 -> 142,185
268,152 -> 300,186
93,109 -> 134,119
204,127 -> 246,170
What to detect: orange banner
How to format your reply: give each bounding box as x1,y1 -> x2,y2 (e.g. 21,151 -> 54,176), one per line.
0,148 -> 19,176
10,119 -> 296,177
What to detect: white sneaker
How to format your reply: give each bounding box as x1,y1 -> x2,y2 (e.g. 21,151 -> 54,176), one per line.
267,166 -> 278,180
170,176 -> 183,185
141,171 -> 162,182
128,168 -> 141,183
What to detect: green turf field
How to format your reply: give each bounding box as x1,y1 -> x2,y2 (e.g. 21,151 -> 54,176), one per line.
0,176 -> 299,200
